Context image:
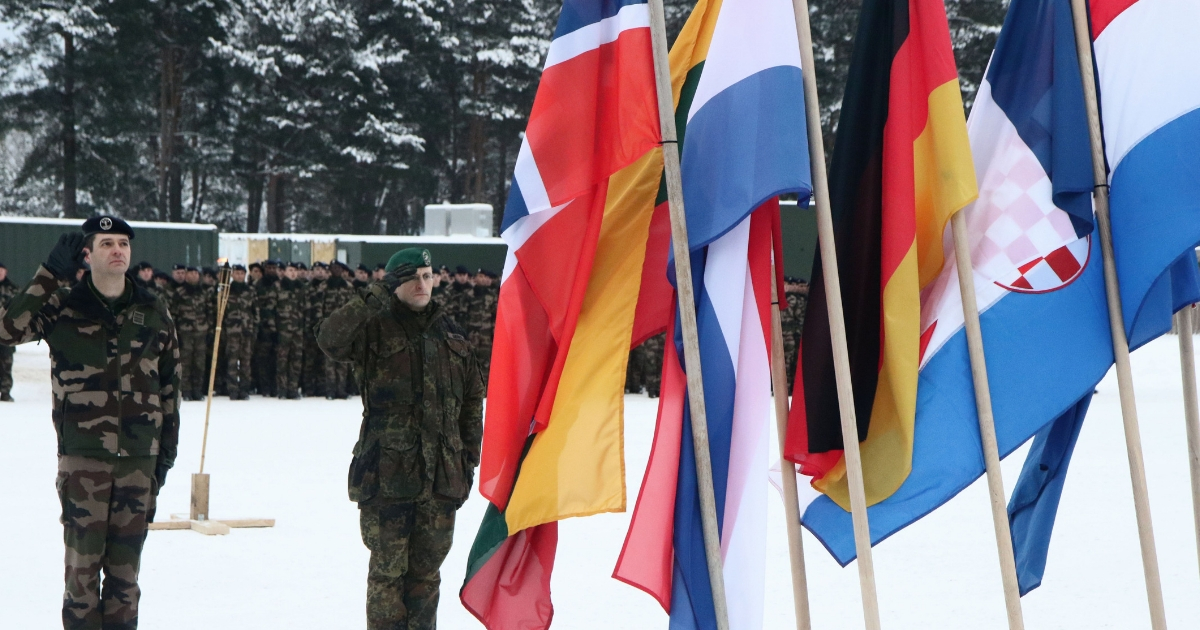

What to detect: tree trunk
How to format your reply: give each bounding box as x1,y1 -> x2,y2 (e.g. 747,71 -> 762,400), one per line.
168,156 -> 183,222
495,135 -> 508,236
246,173 -> 263,233
266,173 -> 286,233
159,45 -> 184,221
61,33 -> 78,218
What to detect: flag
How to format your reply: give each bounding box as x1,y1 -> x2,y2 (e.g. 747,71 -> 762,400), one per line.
614,0 -> 811,627
797,0 -> 1200,582
785,0 -> 978,508
460,1 -> 666,627
1007,0 -> 1200,594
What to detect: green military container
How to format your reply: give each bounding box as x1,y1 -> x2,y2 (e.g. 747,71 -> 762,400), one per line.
0,216 -> 219,283
780,200 -> 818,281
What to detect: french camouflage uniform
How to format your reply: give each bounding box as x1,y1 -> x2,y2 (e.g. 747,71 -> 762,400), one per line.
222,281 -> 258,399
304,278 -> 327,397
174,282 -> 214,400
321,276 -> 358,399
466,285 -> 498,386
318,284 -> 484,630
0,275 -> 17,399
253,276 -> 279,397
782,286 -> 808,394
625,332 -> 665,398
442,282 -> 473,329
274,278 -> 307,398
0,267 -> 180,630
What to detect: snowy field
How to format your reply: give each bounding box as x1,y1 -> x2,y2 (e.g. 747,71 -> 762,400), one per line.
4,337 -> 1200,629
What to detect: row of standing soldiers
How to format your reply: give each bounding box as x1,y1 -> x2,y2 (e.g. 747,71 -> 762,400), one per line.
623,277 -> 810,397
133,260 -> 499,402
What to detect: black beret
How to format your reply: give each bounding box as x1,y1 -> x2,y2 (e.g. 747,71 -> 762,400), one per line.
186,266 -> 199,272
265,259 -> 281,266
202,268 -> 217,277
483,270 -> 498,279
173,264 -> 187,271
153,271 -> 170,280
232,264 -> 247,271
374,263 -> 386,270
82,215 -> 134,239
249,262 -> 263,271
357,264 -> 370,272
296,262 -> 308,270
0,261 -> 6,269
136,261 -> 153,270
455,265 -> 470,275
312,261 -> 328,269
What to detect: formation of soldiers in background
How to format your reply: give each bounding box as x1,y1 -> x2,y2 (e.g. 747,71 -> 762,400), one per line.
117,259 -> 501,403
0,257 -> 810,403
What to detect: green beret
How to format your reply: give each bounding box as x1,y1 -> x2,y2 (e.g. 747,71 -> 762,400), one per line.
385,248 -> 432,273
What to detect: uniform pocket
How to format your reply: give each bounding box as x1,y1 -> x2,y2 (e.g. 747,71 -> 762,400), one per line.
378,437 -> 424,501
433,433 -> 470,505
348,439 -> 381,503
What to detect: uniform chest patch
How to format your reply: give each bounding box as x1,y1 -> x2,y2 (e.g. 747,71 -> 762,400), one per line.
132,312 -> 145,326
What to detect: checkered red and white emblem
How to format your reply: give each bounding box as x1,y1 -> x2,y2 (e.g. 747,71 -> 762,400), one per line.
996,236 -> 1090,293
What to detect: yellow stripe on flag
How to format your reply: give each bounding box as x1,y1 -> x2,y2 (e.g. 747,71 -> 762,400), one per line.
504,148 -> 665,533
816,80 -> 976,509
669,0 -> 722,107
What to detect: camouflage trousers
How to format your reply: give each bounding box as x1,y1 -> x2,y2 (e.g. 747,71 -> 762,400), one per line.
303,334 -> 324,397
179,331 -> 209,399
275,330 -> 304,397
224,334 -> 255,398
359,500 -> 456,630
325,358 -> 351,399
57,455 -> 157,630
253,335 -> 277,397
0,344 -> 13,395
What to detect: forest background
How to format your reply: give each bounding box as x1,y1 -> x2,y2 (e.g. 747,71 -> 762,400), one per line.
0,0 -> 1006,235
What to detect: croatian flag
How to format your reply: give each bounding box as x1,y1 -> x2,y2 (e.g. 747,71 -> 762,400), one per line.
798,0 -> 1200,588
613,0 -> 811,628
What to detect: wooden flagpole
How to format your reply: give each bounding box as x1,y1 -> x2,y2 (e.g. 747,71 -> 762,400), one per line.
789,0 -> 882,627
1068,2 -> 1168,627
1174,308 -> 1200,582
770,263 -> 813,630
646,2 -> 731,628
949,215 -> 1026,629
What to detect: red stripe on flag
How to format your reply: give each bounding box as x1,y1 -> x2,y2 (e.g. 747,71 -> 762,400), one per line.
1090,0 -> 1139,39
461,523 -> 559,630
785,339 -> 844,479
526,29 -> 660,206
630,199 -> 674,348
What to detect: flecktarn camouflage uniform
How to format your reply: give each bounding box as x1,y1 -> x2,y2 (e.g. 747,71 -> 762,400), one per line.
319,285 -> 483,630
0,274 -> 17,400
0,266 -> 180,630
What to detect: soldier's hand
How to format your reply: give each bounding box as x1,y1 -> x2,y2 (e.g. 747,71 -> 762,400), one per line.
365,282 -> 392,310
45,232 -> 86,279
382,264 -> 417,292
153,463 -> 169,495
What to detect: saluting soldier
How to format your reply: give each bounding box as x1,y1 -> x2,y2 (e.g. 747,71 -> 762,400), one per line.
0,216 -> 180,630
318,248 -> 483,630
223,264 -> 258,400
275,262 -> 307,399
0,261 -> 16,401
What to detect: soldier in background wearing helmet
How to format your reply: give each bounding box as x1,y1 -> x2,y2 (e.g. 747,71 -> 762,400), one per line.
318,248 -> 483,630
0,216 -> 180,629
0,261 -> 16,401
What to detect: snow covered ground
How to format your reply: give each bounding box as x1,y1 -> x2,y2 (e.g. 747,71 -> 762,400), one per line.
3,337 -> 1199,629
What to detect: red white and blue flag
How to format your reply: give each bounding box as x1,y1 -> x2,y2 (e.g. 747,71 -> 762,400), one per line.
796,0 -> 1200,598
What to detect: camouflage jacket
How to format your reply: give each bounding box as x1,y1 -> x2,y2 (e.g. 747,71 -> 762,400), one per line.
0,266 -> 181,465
467,286 -> 498,348
255,276 -> 279,337
223,281 -> 258,335
307,279 -> 327,335
0,277 -> 17,311
443,283 -> 474,328
274,278 -> 307,336
174,282 -> 215,333
318,288 -> 484,507
321,277 -> 358,326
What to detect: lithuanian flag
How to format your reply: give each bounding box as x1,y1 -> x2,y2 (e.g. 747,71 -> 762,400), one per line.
785,0 -> 978,508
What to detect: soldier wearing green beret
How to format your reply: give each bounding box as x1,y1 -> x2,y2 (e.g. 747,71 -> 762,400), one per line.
0,215 -> 180,630
318,247 -> 483,630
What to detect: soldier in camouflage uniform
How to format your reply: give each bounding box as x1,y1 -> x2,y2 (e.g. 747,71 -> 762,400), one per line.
253,260 -> 281,396
0,262 -> 16,401
467,270 -> 498,386
781,278 -> 808,394
322,262 -> 358,399
0,217 -> 180,630
175,267 -> 215,400
442,266 -> 474,329
223,265 -> 258,400
275,262 -> 307,399
319,248 -> 483,630
304,262 -> 329,397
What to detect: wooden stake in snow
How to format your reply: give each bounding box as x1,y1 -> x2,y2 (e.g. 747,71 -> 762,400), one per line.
788,0 -> 883,627
1173,308 -> 1200,584
1067,2 -> 1167,626
770,261 -> 813,630
950,214 -> 1026,629
646,2 -> 730,628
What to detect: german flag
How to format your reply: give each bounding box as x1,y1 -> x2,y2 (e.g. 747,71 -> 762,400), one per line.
785,0 -> 977,508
